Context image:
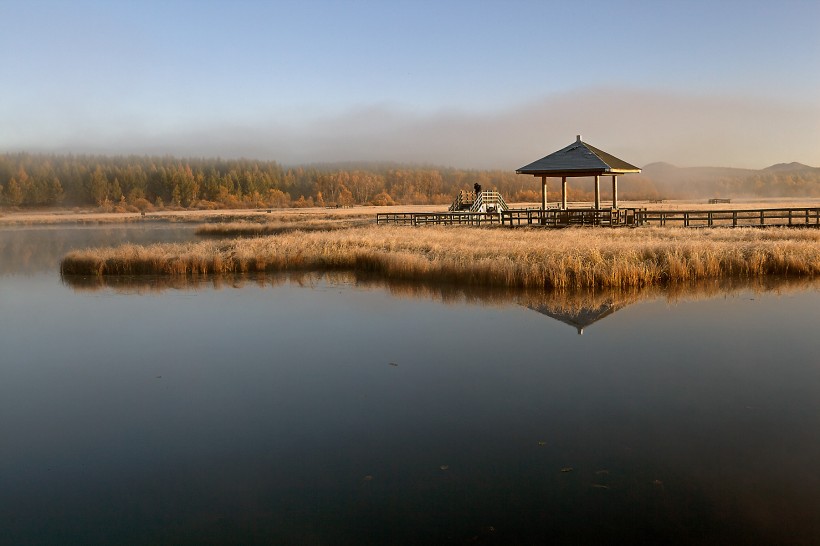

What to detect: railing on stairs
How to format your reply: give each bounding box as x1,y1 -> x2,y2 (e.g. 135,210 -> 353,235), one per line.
470,191 -> 508,213
448,190 -> 475,212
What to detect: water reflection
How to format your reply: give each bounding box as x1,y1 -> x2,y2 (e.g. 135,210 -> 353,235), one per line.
5,225 -> 820,544
60,270 -> 820,335
527,298 -> 622,335
0,224 -> 198,275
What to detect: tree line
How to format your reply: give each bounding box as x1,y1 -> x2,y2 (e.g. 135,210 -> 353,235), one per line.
1,153 -> 818,210
0,153 -> 543,210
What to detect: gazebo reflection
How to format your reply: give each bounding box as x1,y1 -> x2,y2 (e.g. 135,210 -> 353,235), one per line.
525,298 -> 626,335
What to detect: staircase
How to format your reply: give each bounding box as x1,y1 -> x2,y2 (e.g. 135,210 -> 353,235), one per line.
470,191 -> 508,213
448,190 -> 474,211
448,190 -> 509,213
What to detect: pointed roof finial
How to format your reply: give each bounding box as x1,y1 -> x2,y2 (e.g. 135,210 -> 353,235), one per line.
576,134 -> 582,142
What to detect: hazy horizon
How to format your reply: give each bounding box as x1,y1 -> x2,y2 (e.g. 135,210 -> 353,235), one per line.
2,1 -> 818,170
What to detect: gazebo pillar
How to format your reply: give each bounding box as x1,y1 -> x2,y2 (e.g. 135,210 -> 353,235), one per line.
612,175 -> 618,208
541,175 -> 547,210
594,175 -> 600,210
561,176 -> 567,210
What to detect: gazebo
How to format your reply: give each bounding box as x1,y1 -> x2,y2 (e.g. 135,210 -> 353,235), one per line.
516,135 -> 641,210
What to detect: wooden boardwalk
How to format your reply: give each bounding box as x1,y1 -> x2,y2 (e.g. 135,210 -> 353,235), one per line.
377,206 -> 820,228
377,208 -> 637,227
502,208 -> 637,227
634,207 -> 820,227
377,212 -> 503,226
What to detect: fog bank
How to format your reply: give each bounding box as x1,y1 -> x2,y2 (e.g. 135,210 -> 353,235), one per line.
5,89 -> 818,170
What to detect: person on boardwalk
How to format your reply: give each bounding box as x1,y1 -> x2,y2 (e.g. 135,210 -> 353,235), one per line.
474,182 -> 482,197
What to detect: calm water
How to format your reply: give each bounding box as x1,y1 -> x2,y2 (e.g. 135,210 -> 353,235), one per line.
1,225 -> 820,545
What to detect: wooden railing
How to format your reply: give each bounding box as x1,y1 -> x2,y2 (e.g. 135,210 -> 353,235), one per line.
448,190 -> 510,213
470,191 -> 509,213
376,212 -> 502,226
377,207 -> 820,228
501,208 -> 638,227
448,190 -> 474,212
634,207 -> 820,227
375,213 -> 416,226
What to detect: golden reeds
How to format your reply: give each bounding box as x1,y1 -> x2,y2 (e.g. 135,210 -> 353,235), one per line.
60,226 -> 820,289
194,218 -> 372,237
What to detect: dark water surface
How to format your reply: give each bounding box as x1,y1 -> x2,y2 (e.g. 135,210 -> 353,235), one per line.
1,225 -> 820,545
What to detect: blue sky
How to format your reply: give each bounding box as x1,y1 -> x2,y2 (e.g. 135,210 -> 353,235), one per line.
1,0 -> 818,168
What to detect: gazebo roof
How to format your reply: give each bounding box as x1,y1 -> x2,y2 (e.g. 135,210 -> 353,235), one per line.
517,135 -> 641,176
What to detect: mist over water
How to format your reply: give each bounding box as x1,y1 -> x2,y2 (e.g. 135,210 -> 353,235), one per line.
8,89 -> 820,170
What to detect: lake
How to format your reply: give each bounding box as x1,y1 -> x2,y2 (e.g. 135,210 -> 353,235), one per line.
1,224 -> 819,545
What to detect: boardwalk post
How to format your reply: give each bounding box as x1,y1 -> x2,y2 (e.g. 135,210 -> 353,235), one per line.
561,176 -> 567,210
541,175 -> 547,211
612,175 -> 618,209
594,175 -> 600,210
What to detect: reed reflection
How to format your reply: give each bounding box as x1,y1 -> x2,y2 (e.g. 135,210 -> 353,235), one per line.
0,224 -> 198,275
60,271 -> 820,335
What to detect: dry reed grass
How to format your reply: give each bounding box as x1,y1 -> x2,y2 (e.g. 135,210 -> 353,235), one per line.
195,218 -> 372,237
60,225 -> 820,289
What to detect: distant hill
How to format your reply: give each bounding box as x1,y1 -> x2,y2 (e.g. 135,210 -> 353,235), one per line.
642,161 -> 677,170
631,161 -> 820,199
763,162 -> 815,172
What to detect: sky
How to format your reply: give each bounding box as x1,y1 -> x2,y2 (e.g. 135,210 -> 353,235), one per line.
1,0 -> 819,169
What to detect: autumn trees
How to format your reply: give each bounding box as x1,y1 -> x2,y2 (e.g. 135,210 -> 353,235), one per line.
0,154 -> 288,210
4,152 -> 816,210
0,162 -> 64,207
0,153 -> 548,209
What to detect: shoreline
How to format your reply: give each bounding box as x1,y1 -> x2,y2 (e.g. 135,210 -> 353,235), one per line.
5,198 -> 820,226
